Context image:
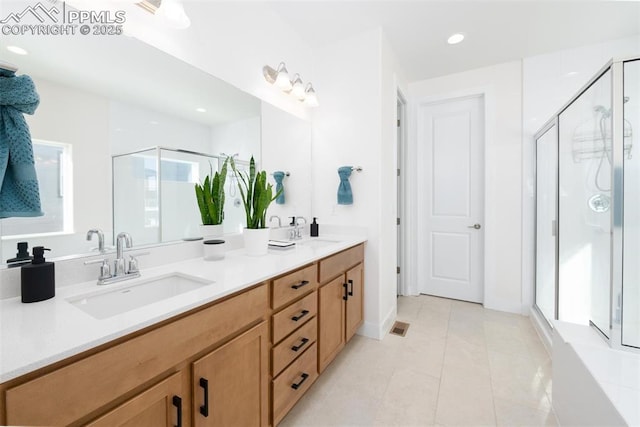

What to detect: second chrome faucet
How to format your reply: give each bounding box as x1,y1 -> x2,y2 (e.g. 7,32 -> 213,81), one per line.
84,231 -> 148,285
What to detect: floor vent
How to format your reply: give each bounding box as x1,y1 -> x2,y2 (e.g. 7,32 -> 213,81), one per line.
390,321 -> 410,337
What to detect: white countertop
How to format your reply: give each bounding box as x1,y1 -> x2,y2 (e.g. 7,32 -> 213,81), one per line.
0,235 -> 365,383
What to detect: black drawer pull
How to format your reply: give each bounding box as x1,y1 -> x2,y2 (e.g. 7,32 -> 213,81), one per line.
291,373 -> 309,390
343,283 -> 348,301
291,280 -> 310,290
199,377 -> 209,417
291,337 -> 309,352
348,279 -> 354,296
291,310 -> 309,321
172,395 -> 182,427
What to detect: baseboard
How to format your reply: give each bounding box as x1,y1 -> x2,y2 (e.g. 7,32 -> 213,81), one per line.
357,304 -> 397,340
529,306 -> 552,354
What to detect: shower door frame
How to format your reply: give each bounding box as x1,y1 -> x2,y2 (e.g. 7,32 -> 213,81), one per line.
533,56 -> 639,353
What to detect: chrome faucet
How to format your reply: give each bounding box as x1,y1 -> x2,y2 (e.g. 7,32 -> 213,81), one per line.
86,228 -> 105,253
288,216 -> 307,240
269,215 -> 282,228
115,232 -> 133,276
84,232 -> 148,285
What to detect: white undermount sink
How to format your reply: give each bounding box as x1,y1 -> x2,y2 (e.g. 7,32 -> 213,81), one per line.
67,273 -> 213,320
298,238 -> 340,249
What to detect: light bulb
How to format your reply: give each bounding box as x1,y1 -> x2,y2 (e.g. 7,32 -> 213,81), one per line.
304,83 -> 318,107
156,0 -> 191,29
447,33 -> 465,45
291,74 -> 305,100
275,62 -> 292,91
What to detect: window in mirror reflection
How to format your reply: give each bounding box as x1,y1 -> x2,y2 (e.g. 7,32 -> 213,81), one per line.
1,140 -> 73,237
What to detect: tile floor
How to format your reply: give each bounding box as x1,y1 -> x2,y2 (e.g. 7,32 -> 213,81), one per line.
280,295 -> 557,426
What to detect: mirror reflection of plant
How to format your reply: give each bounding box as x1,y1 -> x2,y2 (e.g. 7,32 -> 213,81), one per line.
231,156 -> 282,229
194,157 -> 229,226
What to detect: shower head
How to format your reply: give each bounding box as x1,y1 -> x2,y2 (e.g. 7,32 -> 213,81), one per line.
594,105 -> 611,118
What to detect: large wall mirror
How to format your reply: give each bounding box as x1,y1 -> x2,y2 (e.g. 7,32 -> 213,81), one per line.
0,33 -> 311,265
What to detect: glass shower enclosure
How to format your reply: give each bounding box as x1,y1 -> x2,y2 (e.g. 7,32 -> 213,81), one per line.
112,147 -> 220,247
534,57 -> 639,351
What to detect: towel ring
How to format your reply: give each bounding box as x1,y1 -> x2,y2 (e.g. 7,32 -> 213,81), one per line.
271,171 -> 290,177
351,166 -> 363,172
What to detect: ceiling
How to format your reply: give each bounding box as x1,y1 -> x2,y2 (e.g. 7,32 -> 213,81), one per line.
265,1 -> 640,81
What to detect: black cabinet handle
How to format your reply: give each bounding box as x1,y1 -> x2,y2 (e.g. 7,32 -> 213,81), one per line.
291,337 -> 309,352
291,280 -> 310,290
199,377 -> 209,417
348,279 -> 354,296
291,373 -> 309,390
291,309 -> 309,321
172,395 -> 182,427
343,283 -> 348,301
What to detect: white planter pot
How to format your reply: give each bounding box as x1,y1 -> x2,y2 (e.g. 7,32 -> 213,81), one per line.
200,224 -> 224,239
243,228 -> 270,256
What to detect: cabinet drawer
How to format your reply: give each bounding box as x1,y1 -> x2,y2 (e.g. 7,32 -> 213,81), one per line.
318,244 -> 364,283
5,284 -> 268,427
272,343 -> 318,426
272,264 -> 317,310
272,291 -> 317,344
272,317 -> 317,377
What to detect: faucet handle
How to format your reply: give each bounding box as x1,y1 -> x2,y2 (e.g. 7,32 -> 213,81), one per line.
127,251 -> 149,274
84,258 -> 112,281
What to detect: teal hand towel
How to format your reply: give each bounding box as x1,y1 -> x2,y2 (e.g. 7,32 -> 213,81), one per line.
273,171 -> 285,205
337,166 -> 353,205
0,69 -> 42,218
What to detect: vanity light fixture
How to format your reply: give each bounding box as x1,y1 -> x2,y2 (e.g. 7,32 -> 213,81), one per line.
304,83 -> 319,107
150,0 -> 191,29
195,107 -> 207,113
6,45 -> 28,55
263,62 -> 318,107
447,33 -> 465,45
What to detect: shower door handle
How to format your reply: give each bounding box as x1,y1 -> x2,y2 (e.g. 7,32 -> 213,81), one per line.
467,224 -> 481,230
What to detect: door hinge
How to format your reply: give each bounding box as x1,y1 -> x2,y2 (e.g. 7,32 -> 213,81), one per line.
397,266 -> 400,274
396,217 -> 400,225
397,168 -> 400,177
397,119 -> 400,127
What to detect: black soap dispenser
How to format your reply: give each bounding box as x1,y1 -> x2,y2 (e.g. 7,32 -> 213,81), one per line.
21,246 -> 55,303
310,217 -> 319,237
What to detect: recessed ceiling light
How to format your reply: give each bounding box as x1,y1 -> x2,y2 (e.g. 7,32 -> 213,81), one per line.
150,120 -> 159,125
196,107 -> 206,113
447,33 -> 465,45
7,45 -> 28,55
566,71 -> 578,77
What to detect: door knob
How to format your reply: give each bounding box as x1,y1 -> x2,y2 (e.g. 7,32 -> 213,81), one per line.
468,224 -> 481,230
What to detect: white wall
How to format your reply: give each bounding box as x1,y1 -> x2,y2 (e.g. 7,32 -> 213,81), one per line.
522,35 -> 640,315
311,28 -> 407,339
409,61 -> 524,314
210,117 -> 261,162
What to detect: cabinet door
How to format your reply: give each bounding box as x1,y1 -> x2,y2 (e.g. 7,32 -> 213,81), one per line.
86,372 -> 186,427
345,263 -> 364,342
193,321 -> 269,427
318,276 -> 346,373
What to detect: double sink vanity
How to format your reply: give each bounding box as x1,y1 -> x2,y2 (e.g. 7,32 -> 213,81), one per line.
0,236 -> 365,426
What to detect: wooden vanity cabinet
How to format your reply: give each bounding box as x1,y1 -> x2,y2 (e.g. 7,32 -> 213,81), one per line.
318,244 -> 364,373
269,263 -> 319,426
192,321 -> 269,427
85,371 -> 187,427
2,283 -> 269,427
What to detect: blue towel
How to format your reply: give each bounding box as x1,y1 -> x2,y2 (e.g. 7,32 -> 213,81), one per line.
337,166 -> 353,205
273,171 -> 285,204
0,69 -> 42,218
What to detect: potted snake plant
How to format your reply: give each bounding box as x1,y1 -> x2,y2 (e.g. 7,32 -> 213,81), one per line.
194,157 -> 228,238
231,156 -> 282,256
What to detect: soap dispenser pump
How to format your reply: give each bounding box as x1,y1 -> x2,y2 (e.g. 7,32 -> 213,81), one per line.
310,217 -> 319,237
21,246 -> 55,303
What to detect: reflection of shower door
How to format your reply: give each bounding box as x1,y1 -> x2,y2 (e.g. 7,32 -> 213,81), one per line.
418,96 -> 485,303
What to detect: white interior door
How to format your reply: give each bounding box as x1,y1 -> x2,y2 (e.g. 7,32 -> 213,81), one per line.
418,96 -> 484,303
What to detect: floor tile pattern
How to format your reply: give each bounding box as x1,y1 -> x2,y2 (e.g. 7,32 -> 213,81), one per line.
280,295 -> 557,427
